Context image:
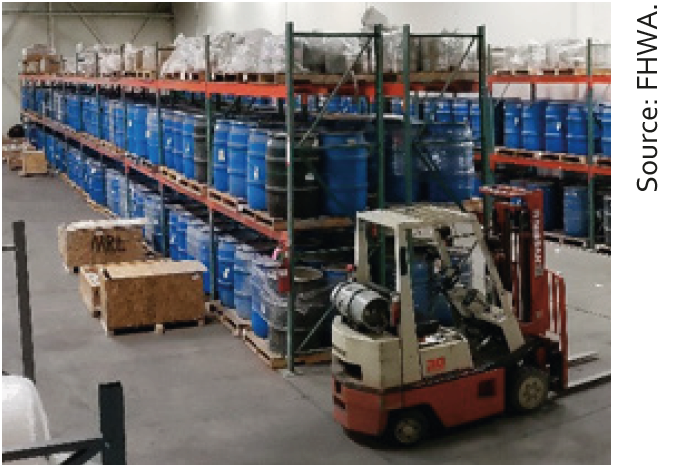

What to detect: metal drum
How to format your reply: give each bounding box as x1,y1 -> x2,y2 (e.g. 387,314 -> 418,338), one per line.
246,128 -> 270,210
147,108 -> 160,165
217,235 -> 237,308
600,102 -> 611,157
503,99 -> 522,148
545,100 -> 568,153
319,131 -> 369,216
426,123 -> 475,203
212,119 -> 230,192
521,100 -> 547,151
563,185 -> 589,237
228,121 -> 254,199
265,133 -> 321,219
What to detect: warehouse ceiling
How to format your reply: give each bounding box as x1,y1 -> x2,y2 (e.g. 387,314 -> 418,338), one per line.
2,2 -> 173,16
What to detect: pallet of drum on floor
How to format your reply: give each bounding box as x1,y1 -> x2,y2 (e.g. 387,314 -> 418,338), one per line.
595,243 -> 611,255
207,188 -> 243,211
242,330 -> 331,370
207,301 -> 251,337
545,231 -> 589,248
100,316 -> 207,337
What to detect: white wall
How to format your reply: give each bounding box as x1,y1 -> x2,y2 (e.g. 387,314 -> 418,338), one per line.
2,3 -> 174,133
173,2 -> 610,42
172,2 -> 611,102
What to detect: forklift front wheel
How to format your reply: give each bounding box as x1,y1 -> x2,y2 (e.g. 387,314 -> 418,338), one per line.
387,409 -> 429,446
509,366 -> 549,413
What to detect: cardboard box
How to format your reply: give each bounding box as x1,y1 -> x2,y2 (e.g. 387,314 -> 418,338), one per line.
19,150 -> 48,175
39,55 -> 61,74
99,260 -> 207,332
79,265 -> 102,316
57,218 -> 147,271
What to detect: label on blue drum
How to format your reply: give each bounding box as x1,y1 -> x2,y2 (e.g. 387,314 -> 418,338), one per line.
254,167 -> 259,180
218,149 -> 225,161
146,130 -> 150,138
223,267 -> 230,278
128,120 -> 133,127
305,173 -> 314,181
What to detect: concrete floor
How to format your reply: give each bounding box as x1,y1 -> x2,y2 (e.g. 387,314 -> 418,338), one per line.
2,166 -> 611,464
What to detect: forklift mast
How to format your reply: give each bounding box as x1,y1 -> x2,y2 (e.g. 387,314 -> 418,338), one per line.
480,185 -> 566,357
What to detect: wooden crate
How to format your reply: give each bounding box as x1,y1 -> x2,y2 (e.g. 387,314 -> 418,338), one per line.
57,218 -> 147,272
79,265 -> 102,317
19,150 -> 49,176
98,259 -> 207,335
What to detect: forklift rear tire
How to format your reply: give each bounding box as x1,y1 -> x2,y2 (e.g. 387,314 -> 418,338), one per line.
508,366 -> 549,413
387,409 -> 429,446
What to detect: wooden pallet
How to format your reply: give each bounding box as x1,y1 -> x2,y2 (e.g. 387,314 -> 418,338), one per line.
178,176 -> 207,196
159,166 -> 183,184
207,188 -> 244,211
494,68 -> 538,76
239,204 -> 352,231
544,231 -> 589,248
123,70 -> 156,79
208,302 -> 251,337
540,152 -> 588,164
242,330 -> 331,370
574,67 -> 612,76
18,170 -> 50,177
595,243 -> 611,255
164,71 -> 205,81
593,156 -> 611,167
100,316 -> 206,337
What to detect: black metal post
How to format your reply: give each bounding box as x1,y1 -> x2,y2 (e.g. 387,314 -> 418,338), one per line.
13,221 -> 36,383
99,382 -> 126,465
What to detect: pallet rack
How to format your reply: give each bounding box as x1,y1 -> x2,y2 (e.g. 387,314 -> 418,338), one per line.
487,39 -> 611,248
19,23 -> 492,371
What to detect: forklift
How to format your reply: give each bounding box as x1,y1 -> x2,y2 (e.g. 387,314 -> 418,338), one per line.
330,186 -> 607,445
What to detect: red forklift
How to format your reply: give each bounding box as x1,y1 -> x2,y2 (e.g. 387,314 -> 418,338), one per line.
329,186 -> 609,445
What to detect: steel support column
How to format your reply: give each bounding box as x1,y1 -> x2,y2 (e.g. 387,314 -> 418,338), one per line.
285,21 -> 296,372
478,25 -> 493,227
586,38 -> 596,248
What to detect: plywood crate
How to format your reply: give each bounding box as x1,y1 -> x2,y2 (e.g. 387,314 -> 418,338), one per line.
19,150 -> 48,175
99,260 -> 207,332
79,265 -> 102,317
57,218 -> 147,271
